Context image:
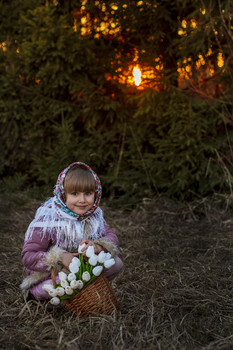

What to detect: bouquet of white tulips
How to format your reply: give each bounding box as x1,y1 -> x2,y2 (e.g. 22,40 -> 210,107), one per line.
43,243 -> 116,306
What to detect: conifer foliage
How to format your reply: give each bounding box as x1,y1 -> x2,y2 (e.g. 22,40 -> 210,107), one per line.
1,0 -> 233,202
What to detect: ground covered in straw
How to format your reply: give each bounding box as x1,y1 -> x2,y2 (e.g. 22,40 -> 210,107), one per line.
1,192 -> 233,350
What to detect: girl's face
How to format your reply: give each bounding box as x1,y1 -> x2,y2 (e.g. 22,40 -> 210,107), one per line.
65,191 -> 95,215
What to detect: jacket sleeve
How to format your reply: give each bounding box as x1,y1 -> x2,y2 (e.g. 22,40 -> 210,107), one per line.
93,221 -> 120,257
21,228 -> 66,272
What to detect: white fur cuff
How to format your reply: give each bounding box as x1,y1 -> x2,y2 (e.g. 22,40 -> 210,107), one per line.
20,271 -> 50,293
93,238 -> 119,257
46,246 -> 66,270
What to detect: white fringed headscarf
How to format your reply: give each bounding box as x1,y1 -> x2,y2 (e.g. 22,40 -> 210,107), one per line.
24,162 -> 105,249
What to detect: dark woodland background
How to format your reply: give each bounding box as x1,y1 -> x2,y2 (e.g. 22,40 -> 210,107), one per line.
1,0 -> 233,205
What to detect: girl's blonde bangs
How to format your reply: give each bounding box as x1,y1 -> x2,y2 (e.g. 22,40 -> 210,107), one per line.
64,166 -> 95,193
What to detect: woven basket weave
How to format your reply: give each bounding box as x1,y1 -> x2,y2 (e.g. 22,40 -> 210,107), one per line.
63,273 -> 118,317
52,269 -> 118,317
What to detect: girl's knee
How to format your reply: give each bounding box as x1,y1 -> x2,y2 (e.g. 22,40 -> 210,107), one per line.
115,256 -> 124,273
104,256 -> 124,281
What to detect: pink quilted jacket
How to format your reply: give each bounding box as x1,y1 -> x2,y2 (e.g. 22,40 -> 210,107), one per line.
22,221 -> 120,276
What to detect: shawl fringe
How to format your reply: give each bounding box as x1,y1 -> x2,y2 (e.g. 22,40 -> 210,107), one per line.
24,198 -> 105,249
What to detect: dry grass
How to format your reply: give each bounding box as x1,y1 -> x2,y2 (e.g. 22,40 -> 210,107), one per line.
1,192 -> 233,349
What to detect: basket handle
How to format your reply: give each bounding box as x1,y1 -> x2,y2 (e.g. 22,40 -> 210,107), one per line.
51,267 -> 56,287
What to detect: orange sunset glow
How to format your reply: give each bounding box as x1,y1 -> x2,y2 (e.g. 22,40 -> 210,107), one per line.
76,3 -> 225,90
0,2 -> 224,91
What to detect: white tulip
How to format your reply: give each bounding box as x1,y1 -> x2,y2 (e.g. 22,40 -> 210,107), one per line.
48,288 -> 57,297
97,251 -> 106,263
55,287 -> 65,296
82,271 -> 91,281
86,245 -> 95,258
88,254 -> 98,266
70,279 -> 84,290
68,272 -> 76,282
78,243 -> 86,253
50,297 -> 60,305
60,280 -> 69,288
76,280 -> 84,290
92,266 -> 103,276
104,258 -> 115,269
58,271 -> 68,281
65,286 -> 74,295
70,280 -> 79,289
69,262 -> 80,273
42,283 -> 54,292
105,252 -> 112,261
72,257 -> 81,265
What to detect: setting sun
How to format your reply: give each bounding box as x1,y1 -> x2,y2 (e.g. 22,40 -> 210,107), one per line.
133,66 -> 141,86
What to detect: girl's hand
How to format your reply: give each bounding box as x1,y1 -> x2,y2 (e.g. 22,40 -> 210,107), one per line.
62,252 -> 79,270
79,239 -> 103,255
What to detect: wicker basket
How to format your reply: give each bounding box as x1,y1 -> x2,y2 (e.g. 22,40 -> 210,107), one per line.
51,269 -> 118,317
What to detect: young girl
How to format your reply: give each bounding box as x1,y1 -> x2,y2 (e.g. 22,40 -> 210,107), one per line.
20,162 -> 123,300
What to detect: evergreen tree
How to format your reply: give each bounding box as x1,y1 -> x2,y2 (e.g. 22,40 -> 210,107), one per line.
1,0 -> 233,202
